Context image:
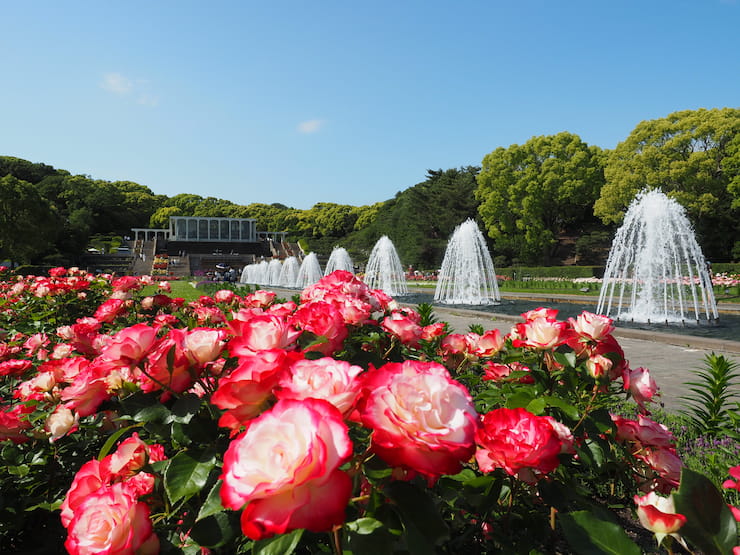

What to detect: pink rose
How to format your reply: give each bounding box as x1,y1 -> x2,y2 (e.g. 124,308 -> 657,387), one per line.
381,312 -> 423,347
634,491 -> 686,546
64,483 -> 159,555
46,405 -> 78,442
276,357 -> 363,416
213,289 -> 235,303
140,330 -> 192,395
623,366 -> 658,411
511,318 -> 571,350
291,301 -> 348,355
212,349 -> 303,432
0,405 -> 32,443
420,322 -> 447,341
220,398 -> 352,540
569,311 -> 615,341
586,354 -> 613,379
100,324 -> 158,367
228,313 -> 301,356
474,329 -> 504,357
94,298 -> 127,323
182,327 -> 227,367
356,360 -> 478,481
476,407 -> 564,482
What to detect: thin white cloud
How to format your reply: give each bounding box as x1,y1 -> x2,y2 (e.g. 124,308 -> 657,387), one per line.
101,72 -> 133,95
101,72 -> 159,106
297,119 -> 326,134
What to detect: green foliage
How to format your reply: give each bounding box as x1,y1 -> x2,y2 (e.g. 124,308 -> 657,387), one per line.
595,108 -> 740,261
496,265 -> 603,279
680,353 -> 740,436
476,132 -> 605,265
344,167 -> 481,268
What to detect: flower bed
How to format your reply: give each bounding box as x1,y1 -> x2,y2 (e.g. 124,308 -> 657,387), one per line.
0,267 -> 738,553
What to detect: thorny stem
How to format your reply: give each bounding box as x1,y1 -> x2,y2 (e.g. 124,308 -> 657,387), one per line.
331,526 -> 342,555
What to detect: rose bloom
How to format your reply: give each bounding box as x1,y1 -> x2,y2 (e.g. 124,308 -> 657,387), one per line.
511,318 -> 571,350
355,360 -> 478,482
291,301 -> 348,355
634,491 -> 687,547
93,298 -> 126,323
623,366 -> 658,411
0,404 -> 32,443
242,289 -> 276,308
64,483 -> 159,555
569,311 -> 615,341
213,289 -> 235,303
276,357 -> 364,416
140,330 -> 192,395
586,354 -> 613,379
212,349 -> 304,433
46,405 -> 78,442
611,414 -> 676,450
220,398 -> 353,540
723,465 -> 740,491
421,322 -> 447,341
100,323 -> 159,367
476,407 -> 565,483
482,361 -> 534,384
182,327 -> 227,367
637,447 -> 683,493
474,329 -> 504,357
228,313 -> 301,357
381,312 -> 423,348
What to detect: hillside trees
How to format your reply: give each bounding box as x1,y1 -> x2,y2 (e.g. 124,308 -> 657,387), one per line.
594,108 -> 740,260
0,175 -> 58,265
345,167 -> 481,268
476,132 -> 605,265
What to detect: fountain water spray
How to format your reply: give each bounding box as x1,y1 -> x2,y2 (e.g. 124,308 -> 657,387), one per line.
267,259 -> 282,286
434,219 -> 500,305
597,189 -> 718,324
278,256 -> 300,288
364,236 -> 408,296
296,253 -> 323,288
324,247 -> 354,275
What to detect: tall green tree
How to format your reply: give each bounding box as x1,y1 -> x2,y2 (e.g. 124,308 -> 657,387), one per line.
594,108 -> 740,260
0,175 -> 58,265
476,132 -> 605,264
345,167 -> 481,268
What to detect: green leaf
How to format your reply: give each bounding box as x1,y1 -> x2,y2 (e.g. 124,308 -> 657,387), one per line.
384,481 -> 449,554
164,450 -> 217,505
559,510 -> 641,555
168,393 -> 203,424
196,481 -> 226,521
346,517 -> 385,535
526,396 -> 547,415
541,395 -> 580,420
505,389 -> 535,409
553,351 -> 577,368
253,529 -> 304,555
673,467 -> 737,555
189,511 -> 238,548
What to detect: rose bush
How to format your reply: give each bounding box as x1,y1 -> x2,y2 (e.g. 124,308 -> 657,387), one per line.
0,267 -> 738,553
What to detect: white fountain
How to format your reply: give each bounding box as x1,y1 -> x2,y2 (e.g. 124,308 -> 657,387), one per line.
597,189 -> 718,324
296,252 -> 323,288
364,236 -> 408,296
278,256 -> 300,288
434,219 -> 500,305
324,247 -> 354,276
267,259 -> 282,286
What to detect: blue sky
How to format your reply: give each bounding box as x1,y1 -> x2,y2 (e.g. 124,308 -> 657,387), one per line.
2,0 -> 738,209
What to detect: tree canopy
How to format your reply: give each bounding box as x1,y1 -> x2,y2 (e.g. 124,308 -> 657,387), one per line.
476,132 -> 605,265
594,108 -> 740,260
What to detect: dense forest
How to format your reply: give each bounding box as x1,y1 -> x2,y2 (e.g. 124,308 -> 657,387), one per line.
1,107 -> 738,269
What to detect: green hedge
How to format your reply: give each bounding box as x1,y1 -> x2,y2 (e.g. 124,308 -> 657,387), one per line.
712,263 -> 740,275
496,266 -> 604,279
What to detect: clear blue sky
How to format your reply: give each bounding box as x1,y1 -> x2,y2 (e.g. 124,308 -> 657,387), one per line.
2,0 -> 738,209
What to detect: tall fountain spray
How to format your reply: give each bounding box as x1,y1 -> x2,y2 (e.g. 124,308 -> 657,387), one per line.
267,259 -> 282,286
434,219 -> 500,305
597,189 -> 718,324
278,256 -> 300,288
324,247 -> 354,275
296,252 -> 323,288
364,236 -> 408,296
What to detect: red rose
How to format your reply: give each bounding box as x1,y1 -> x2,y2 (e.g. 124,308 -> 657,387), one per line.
476,407 -> 564,482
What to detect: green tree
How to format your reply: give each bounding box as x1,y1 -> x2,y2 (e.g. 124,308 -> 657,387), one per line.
345,167 -> 481,268
0,175 -> 58,265
149,206 -> 183,229
594,108 -> 740,261
476,132 -> 605,264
